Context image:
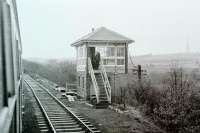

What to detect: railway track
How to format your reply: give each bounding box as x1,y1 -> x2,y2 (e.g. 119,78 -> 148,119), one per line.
24,75 -> 100,133
23,82 -> 52,132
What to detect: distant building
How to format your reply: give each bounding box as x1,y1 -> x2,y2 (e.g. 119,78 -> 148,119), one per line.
70,27 -> 134,107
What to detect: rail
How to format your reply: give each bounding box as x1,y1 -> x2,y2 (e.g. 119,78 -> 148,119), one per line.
88,57 -> 100,103
37,83 -> 95,133
24,79 -> 56,133
25,75 -> 97,133
99,60 -> 111,103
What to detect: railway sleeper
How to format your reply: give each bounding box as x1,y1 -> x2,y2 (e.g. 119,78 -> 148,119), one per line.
55,127 -> 83,132
50,118 -> 74,121
54,124 -> 80,128
52,122 -> 78,126
52,120 -> 77,123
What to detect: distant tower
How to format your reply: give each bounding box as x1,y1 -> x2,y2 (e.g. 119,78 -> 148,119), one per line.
92,27 -> 95,32
186,40 -> 190,53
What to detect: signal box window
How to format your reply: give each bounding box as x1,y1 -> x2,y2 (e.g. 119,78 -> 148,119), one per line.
117,59 -> 125,65
117,47 -> 125,57
103,59 -> 115,65
106,47 -> 115,57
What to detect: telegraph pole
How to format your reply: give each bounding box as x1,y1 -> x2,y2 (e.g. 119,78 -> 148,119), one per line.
114,62 -> 117,103
132,65 -> 145,88
138,65 -> 142,88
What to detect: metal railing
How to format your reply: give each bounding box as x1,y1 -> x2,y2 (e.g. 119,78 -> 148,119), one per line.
99,60 -> 111,103
88,58 -> 100,103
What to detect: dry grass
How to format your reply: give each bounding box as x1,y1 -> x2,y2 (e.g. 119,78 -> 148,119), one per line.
62,100 -> 164,133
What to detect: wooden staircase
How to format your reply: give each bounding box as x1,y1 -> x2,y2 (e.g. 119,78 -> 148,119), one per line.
88,58 -> 111,108
95,73 -> 109,108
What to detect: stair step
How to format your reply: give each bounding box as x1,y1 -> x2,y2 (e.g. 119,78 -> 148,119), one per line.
100,94 -> 106,97
99,97 -> 107,100
99,100 -> 109,102
100,95 -> 106,96
99,94 -> 107,96
96,79 -> 103,81
99,96 -> 107,99
93,70 -> 110,109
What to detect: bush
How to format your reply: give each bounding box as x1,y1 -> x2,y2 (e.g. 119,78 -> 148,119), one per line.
23,59 -> 77,86
132,78 -> 160,114
132,67 -> 200,133
152,68 -> 193,132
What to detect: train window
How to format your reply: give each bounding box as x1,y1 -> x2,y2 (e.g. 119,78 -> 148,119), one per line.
0,1 -> 3,109
15,40 -> 20,80
0,2 -> 4,108
3,3 -> 15,97
0,39 -> 3,109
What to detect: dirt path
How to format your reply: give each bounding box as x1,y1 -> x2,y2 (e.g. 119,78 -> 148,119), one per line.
61,99 -> 165,133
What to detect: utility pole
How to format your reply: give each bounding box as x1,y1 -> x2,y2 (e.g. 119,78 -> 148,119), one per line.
186,40 -> 190,53
137,65 -> 142,88
138,65 -> 142,81
114,63 -> 117,103
132,65 -> 146,88
132,65 -> 142,81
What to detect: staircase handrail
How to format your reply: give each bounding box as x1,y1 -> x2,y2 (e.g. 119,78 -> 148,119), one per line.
100,60 -> 111,103
100,71 -> 109,102
88,57 -> 100,103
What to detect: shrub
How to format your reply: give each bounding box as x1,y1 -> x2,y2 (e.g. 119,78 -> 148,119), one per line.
132,67 -> 200,133
151,67 -> 200,133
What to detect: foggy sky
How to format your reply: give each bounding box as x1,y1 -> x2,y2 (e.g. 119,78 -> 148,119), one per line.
17,0 -> 200,59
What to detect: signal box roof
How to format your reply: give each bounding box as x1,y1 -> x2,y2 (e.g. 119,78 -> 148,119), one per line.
70,27 -> 134,46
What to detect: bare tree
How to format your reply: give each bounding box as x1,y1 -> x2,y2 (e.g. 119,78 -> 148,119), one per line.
153,67 -> 194,133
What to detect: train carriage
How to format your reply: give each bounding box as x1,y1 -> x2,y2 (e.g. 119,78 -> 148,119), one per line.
0,0 -> 22,133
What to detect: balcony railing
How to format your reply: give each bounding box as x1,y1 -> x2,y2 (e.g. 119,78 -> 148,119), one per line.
99,60 -> 111,103
88,57 -> 100,103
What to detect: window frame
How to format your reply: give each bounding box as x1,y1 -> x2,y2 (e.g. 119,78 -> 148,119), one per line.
103,59 -> 116,65
106,47 -> 115,57
117,47 -> 125,57
0,1 -> 11,107
4,3 -> 15,97
117,59 -> 125,65
15,40 -> 20,80
78,46 -> 86,58
0,16 -> 5,109
96,45 -> 126,66
0,1 -> 22,133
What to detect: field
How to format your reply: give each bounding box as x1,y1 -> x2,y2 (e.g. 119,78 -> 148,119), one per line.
23,52 -> 200,133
